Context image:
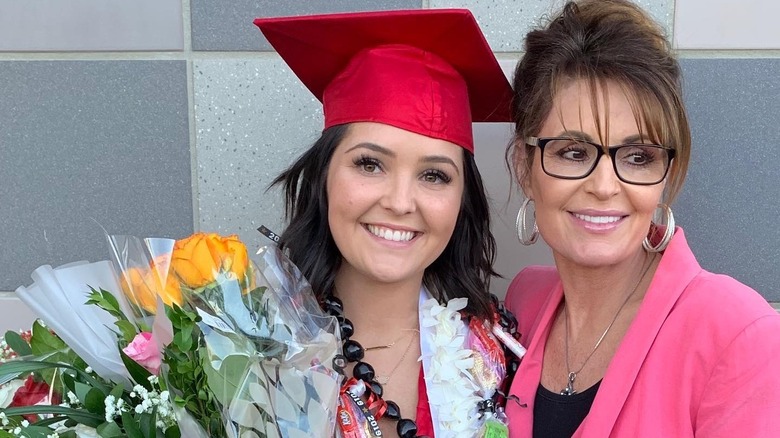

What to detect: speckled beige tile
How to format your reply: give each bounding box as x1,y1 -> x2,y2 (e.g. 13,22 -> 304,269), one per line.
193,58 -> 324,254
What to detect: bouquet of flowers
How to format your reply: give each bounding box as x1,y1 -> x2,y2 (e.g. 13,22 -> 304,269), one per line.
0,232 -> 342,438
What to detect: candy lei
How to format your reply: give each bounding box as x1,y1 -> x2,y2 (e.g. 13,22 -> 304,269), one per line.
420,297 -> 487,435
322,292 -> 523,438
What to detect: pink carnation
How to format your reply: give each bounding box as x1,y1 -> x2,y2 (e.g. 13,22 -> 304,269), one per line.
123,332 -> 162,375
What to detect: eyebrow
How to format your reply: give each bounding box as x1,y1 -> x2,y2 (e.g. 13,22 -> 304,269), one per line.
344,142 -> 460,174
345,142 -> 395,157
557,130 -> 653,145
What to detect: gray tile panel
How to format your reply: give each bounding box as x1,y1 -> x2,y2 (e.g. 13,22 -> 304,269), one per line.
0,61 -> 192,291
677,58 -> 780,301
193,58 -> 323,253
191,0 -> 421,51
0,0 -> 183,51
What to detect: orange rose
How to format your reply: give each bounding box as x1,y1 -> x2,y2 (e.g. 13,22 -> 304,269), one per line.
120,264 -> 183,313
170,233 -> 249,289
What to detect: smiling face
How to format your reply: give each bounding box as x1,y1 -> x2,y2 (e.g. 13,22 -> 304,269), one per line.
521,79 -> 666,269
326,122 -> 465,286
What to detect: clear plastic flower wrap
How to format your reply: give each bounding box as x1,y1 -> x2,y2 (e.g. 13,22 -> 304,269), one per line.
110,233 -> 344,437
184,244 -> 343,438
2,232 -> 342,438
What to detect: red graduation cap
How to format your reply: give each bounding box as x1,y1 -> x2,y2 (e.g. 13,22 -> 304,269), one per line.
254,9 -> 513,153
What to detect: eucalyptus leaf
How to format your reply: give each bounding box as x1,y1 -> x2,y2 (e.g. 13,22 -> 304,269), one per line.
83,387 -> 106,415
4,330 -> 32,356
201,353 -> 249,406
279,368 -> 306,408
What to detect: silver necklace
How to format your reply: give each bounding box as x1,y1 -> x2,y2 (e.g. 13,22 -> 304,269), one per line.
561,254 -> 655,396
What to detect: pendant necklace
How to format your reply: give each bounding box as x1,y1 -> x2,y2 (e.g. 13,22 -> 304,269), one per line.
561,253 -> 655,396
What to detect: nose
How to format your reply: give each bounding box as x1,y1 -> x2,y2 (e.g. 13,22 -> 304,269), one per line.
584,154 -> 621,199
379,174 -> 417,215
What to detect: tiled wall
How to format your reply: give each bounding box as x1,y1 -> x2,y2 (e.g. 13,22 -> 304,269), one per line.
2,0 -> 778,333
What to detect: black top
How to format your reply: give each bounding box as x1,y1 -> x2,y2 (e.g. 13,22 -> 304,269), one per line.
532,380 -> 602,438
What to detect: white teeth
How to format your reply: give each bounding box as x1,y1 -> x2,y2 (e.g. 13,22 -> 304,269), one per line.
367,225 -> 416,242
574,213 -> 622,224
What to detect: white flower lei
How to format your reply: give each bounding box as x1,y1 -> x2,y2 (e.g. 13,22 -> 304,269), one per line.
420,297 -> 487,438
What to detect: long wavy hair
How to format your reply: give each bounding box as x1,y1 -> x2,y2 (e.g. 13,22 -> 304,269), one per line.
271,124 -> 497,320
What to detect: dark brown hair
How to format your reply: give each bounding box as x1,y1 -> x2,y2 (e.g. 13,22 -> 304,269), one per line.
508,0 -> 690,202
271,124 -> 497,320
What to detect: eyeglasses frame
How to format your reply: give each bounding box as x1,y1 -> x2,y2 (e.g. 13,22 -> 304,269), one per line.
525,136 -> 676,186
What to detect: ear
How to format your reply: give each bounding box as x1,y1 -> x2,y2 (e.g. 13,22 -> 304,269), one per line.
512,139 -> 535,199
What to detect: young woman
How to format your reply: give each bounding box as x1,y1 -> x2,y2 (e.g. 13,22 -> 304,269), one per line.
503,1 -> 780,436
256,9 -> 522,437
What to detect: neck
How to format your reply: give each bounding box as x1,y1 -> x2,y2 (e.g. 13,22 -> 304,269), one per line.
555,249 -> 656,333
333,265 -> 422,335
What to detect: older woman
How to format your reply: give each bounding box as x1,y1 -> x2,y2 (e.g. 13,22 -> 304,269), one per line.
503,1 -> 780,437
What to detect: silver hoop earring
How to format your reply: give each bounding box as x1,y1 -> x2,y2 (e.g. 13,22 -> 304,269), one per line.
643,203 -> 675,253
516,198 -> 539,245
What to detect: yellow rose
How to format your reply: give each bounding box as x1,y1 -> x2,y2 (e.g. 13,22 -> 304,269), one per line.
170,233 -> 250,289
120,264 -> 183,314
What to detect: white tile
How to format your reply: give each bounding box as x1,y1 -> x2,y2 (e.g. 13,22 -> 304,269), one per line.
0,0 -> 183,51
674,0 -> 780,49
429,0 -> 673,52
0,294 -> 37,334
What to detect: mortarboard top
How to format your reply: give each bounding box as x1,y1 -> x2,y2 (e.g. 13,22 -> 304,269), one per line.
254,9 -> 513,153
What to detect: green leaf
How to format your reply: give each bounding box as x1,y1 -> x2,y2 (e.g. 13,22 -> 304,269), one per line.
115,320 -> 139,344
62,370 -> 77,394
29,320 -> 67,356
74,381 -> 94,405
109,383 -> 125,399
120,349 -> 153,391
0,360 -> 108,394
164,425 -> 181,438
83,387 -> 106,415
172,331 -> 192,352
86,288 -> 123,319
4,330 -> 32,356
138,409 -> 158,438
96,420 -> 123,438
201,353 -> 249,406
121,411 -> 144,438
0,405 -> 103,426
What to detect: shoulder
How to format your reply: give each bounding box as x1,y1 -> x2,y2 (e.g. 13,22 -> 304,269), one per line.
504,265 -> 559,320
677,269 -> 778,332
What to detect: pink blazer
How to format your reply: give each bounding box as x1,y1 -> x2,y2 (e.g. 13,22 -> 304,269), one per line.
504,228 -> 780,437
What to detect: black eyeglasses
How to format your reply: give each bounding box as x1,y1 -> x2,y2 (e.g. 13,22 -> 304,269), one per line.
526,137 -> 675,185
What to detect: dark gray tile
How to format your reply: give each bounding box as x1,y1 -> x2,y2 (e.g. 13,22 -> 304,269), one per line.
677,58 -> 780,301
191,0 -> 422,51
0,0 -> 183,51
0,61 -> 192,291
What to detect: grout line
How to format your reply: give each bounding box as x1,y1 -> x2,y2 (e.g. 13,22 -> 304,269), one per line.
183,0 -> 200,232
0,51 -> 280,61
676,49 -> 780,58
